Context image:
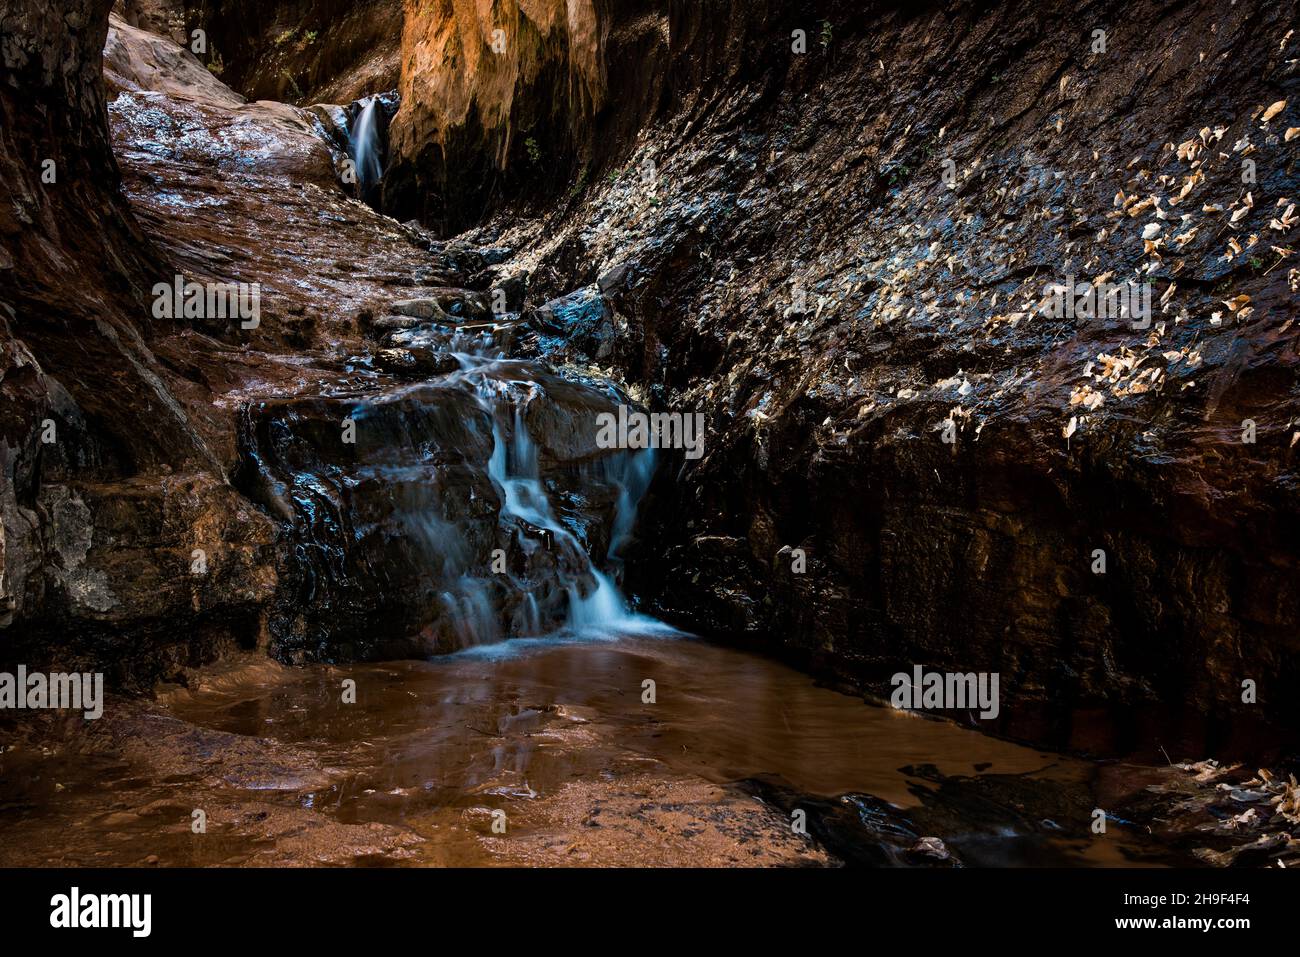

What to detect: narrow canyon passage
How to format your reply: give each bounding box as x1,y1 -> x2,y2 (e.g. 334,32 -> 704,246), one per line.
0,14 -> 1245,869
1,1 -> 1297,882
3,14 -> 1141,868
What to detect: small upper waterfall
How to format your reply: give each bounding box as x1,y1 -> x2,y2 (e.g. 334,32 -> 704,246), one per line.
349,96 -> 385,205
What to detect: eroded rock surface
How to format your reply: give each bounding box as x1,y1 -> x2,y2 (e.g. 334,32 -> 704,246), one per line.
0,1 -> 280,683
2,7 -> 534,677
466,0 -> 1300,728
384,0 -> 614,231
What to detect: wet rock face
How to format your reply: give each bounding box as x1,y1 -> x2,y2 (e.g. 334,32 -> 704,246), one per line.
234,387 -> 496,660
484,0 -> 1300,725
234,363 -> 649,662
0,1 -> 275,681
524,287 -> 619,361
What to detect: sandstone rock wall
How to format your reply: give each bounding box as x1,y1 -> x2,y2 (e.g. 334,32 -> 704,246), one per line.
385,0 -> 599,231
381,0 -> 850,233
116,0 -> 188,44
0,3 -> 276,684
481,0 -> 1300,730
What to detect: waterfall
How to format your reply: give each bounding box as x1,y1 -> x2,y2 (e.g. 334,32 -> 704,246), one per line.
453,352 -> 668,642
245,300 -> 674,655
349,96 -> 384,203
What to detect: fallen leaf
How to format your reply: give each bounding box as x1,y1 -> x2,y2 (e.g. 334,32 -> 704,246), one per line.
1262,100 -> 1287,123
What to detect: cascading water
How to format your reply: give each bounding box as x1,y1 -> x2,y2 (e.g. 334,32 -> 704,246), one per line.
485,378 -> 641,631
238,251 -> 672,655
349,96 -> 384,205
441,349 -> 670,644
247,346 -> 674,656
